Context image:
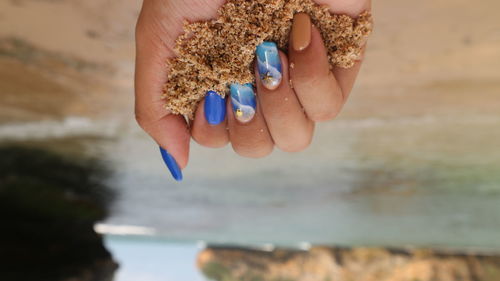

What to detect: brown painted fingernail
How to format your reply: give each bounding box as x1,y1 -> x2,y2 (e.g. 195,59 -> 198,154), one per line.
292,13 -> 312,52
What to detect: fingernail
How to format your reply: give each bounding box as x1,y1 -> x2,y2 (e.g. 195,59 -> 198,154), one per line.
256,42 -> 282,90
292,13 -> 312,52
159,147 -> 183,182
230,83 -> 256,123
204,91 -> 226,125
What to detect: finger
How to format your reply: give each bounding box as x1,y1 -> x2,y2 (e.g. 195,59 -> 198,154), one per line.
332,46 -> 366,100
135,109 -> 191,170
228,84 -> 274,158
314,0 -> 371,17
289,17 -> 343,122
255,49 -> 315,152
135,3 -> 190,169
316,0 -> 371,97
191,91 -> 229,148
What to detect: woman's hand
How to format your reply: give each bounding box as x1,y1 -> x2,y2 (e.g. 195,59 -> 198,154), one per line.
135,0 -> 371,181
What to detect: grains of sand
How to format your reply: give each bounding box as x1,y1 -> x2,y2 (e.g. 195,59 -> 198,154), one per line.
163,0 -> 373,118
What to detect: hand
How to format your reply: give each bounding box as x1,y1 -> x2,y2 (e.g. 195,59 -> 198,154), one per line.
135,0 -> 371,181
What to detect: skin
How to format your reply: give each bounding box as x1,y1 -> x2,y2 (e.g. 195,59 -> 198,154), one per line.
135,0 -> 371,169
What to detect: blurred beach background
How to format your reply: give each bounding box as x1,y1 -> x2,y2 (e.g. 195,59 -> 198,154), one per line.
1,0 -> 499,280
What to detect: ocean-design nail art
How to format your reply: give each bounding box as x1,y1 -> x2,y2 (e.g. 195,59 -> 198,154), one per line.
256,41 -> 283,90
230,83 -> 257,123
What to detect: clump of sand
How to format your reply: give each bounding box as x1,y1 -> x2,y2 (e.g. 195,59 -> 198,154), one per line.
163,0 -> 373,118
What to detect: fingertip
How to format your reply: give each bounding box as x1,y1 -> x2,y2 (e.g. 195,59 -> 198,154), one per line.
165,138 -> 190,170
256,41 -> 283,91
173,149 -> 189,170
288,22 -> 345,122
254,50 -> 290,92
232,142 -> 274,159
291,13 -> 312,52
332,44 -> 366,100
149,114 -> 190,170
204,91 -> 227,126
192,94 -> 230,148
159,146 -> 184,181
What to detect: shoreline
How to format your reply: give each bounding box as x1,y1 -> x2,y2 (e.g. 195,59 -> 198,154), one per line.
103,235 -> 500,281
101,231 -> 500,256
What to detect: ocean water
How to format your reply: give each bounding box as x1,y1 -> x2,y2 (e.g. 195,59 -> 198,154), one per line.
2,114 -> 500,251
2,112 -> 500,252
104,236 -> 204,281
4,113 -> 496,251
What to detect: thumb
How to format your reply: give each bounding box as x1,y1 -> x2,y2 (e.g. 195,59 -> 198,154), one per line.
134,2 -> 191,181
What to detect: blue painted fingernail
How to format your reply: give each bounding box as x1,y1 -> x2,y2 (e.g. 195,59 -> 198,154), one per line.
159,147 -> 183,182
256,41 -> 283,90
230,83 -> 257,123
204,91 -> 226,125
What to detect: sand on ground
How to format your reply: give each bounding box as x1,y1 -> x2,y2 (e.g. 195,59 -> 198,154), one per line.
0,0 -> 498,123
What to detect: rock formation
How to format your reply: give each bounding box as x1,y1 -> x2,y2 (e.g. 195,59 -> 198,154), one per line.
0,146 -> 118,281
198,246 -> 500,281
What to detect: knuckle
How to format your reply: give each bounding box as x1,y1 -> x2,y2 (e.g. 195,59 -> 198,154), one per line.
232,142 -> 273,159
293,72 -> 324,88
308,108 -> 339,122
278,135 -> 312,153
193,133 -> 229,149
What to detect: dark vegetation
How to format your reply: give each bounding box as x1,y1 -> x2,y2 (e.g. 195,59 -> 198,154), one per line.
0,145 -> 117,281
